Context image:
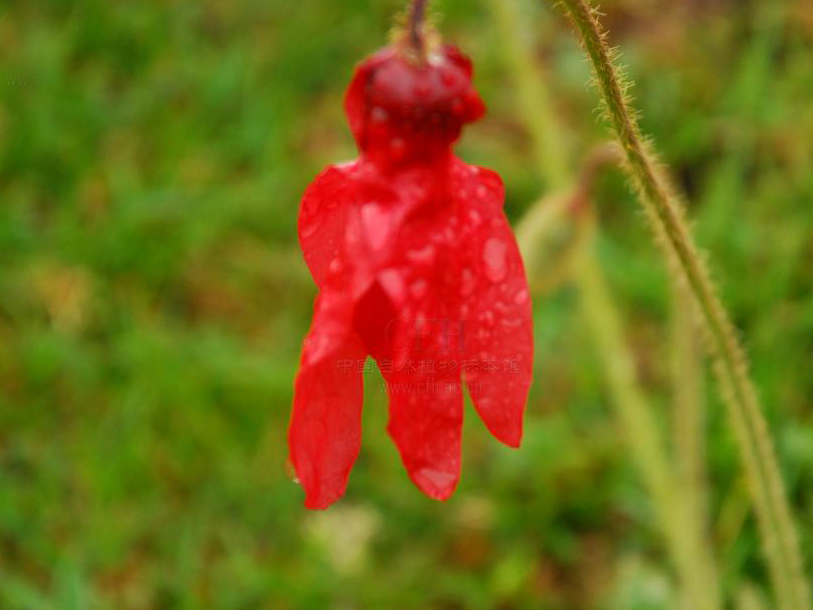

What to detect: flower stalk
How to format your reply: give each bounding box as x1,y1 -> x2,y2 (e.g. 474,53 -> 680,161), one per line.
494,0 -> 721,605
551,1 -> 809,608
408,0 -> 431,59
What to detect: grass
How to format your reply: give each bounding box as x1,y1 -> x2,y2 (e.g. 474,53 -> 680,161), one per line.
0,0 -> 812,608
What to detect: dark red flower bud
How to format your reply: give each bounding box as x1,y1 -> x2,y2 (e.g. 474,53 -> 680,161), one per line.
289,42 -> 534,509
345,45 -> 485,168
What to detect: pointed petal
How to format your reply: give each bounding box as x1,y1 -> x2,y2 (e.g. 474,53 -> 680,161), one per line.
373,262 -> 466,501
454,162 -> 534,447
289,290 -> 366,509
348,263 -> 464,500
383,368 -> 464,500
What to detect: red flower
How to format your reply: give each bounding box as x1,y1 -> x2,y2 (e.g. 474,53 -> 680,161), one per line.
289,43 -> 534,509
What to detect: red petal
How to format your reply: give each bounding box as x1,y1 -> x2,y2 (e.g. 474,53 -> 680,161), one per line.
298,164 -> 359,289
453,161 -> 534,447
352,254 -> 465,500
300,161 -> 410,291
289,289 -> 366,509
294,39 -> 533,505
383,368 -> 464,500
373,262 -> 466,500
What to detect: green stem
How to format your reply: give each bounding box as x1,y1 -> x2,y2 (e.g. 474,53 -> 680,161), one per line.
494,0 -> 722,604
551,1 -> 809,608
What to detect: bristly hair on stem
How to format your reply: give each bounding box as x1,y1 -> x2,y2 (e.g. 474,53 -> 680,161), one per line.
550,1 -> 810,609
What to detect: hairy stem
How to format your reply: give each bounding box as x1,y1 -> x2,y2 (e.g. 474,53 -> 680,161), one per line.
496,0 -> 721,603
551,1 -> 809,608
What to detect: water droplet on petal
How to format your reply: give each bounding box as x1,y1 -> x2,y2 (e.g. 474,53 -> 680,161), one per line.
378,269 -> 404,302
328,258 -> 342,274
514,289 -> 529,305
390,137 -> 406,159
406,244 -> 436,265
417,467 -> 456,490
483,238 -> 508,282
476,186 -> 488,199
300,215 -> 319,238
468,210 -> 482,226
410,279 -> 428,299
477,396 -> 494,412
371,106 -> 388,123
361,203 -> 390,251
304,332 -> 334,365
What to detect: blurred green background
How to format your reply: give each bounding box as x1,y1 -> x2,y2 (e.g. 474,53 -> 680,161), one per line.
1,0 -> 812,608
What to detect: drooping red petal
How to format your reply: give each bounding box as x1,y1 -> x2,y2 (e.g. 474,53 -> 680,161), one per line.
370,263 -> 465,500
292,41 -> 534,508
349,217 -> 467,499
298,164 -> 358,289
452,160 -> 534,447
384,367 -> 464,500
289,288 -> 366,509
